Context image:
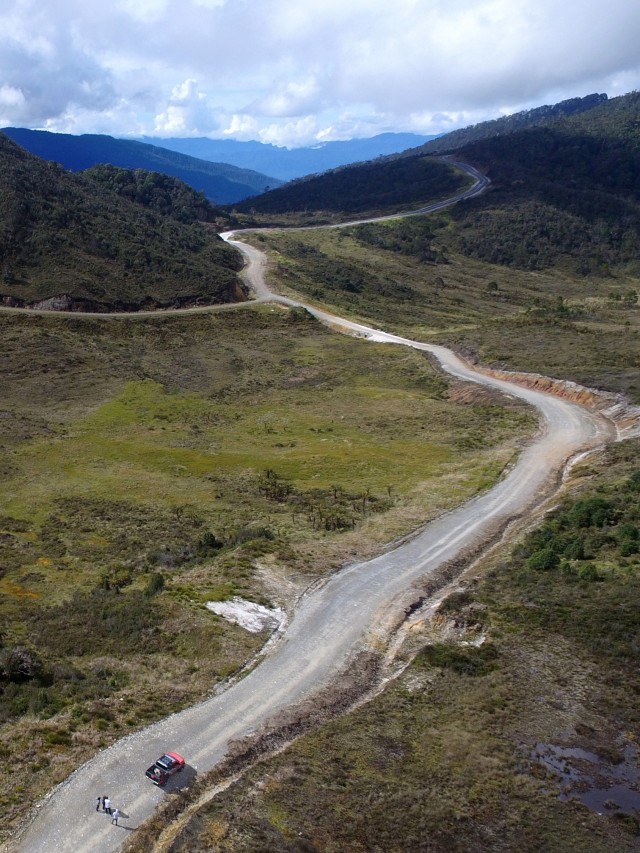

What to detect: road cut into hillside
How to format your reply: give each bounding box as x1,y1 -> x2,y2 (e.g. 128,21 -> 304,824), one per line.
8,163 -> 627,853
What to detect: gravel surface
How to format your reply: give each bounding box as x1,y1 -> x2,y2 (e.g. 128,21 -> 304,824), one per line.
6,163 -> 622,853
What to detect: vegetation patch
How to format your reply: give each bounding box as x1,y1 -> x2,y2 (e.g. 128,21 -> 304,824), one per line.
233,156 -> 469,221
250,221 -> 640,402
0,303 -> 533,836
0,134 -> 243,310
165,442 -> 640,853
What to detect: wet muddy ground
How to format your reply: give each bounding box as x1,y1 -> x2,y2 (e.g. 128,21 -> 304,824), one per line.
532,741 -> 640,816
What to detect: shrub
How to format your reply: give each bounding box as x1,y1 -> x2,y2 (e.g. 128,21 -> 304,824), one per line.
145,572 -> 165,596
418,642 -> 498,677
197,531 -> 224,556
563,536 -> 586,560
0,646 -> 44,683
620,540 -> 639,557
578,564 -> 600,582
527,547 -> 560,571
568,497 -> 615,528
439,590 -> 474,614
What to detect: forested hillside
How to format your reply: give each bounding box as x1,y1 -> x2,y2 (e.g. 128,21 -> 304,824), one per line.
448,91 -> 640,273
0,134 -> 243,311
414,92 -> 608,155
232,155 -> 469,221
82,164 -> 218,225
330,92 -> 640,275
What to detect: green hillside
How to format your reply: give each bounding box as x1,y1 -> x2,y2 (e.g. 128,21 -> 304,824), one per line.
82,164 -> 219,225
235,92 -> 640,402
0,134 -> 243,311
247,91 -> 640,275
232,155 -> 470,223
126,96 -> 640,852
3,91 -> 640,852
414,92 -> 608,155
447,91 -> 640,274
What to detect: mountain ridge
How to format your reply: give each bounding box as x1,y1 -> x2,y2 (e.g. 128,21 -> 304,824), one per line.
1,128 -> 281,204
406,92 -> 609,156
131,132 -> 436,181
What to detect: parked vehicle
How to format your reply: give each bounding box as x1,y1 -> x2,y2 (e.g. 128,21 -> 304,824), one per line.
145,752 -> 185,785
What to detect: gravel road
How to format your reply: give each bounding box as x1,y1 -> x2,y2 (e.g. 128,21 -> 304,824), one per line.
7,163 -> 620,853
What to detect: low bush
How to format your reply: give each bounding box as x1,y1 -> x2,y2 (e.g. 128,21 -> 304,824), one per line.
417,642 -> 499,677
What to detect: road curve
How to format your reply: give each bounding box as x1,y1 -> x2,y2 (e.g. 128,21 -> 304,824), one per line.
8,162 -> 618,853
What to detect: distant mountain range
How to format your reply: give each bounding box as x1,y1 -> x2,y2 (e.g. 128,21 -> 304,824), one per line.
3,88 -> 639,312
132,133 -> 436,182
1,128 -> 281,204
2,128 -> 436,204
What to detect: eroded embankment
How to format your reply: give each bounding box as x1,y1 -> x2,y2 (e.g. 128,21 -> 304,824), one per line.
475,366 -> 640,439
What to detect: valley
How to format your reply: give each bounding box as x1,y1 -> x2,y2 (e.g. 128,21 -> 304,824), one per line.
2,92 -> 640,852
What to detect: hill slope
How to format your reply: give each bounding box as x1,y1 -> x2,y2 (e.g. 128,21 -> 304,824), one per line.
1,128 -> 281,204
134,132 -> 435,181
234,92 -> 640,273
0,133 -> 243,311
446,91 -> 640,273
413,92 -> 608,155
232,154 -> 469,222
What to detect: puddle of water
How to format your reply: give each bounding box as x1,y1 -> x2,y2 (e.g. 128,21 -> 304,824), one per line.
578,784 -> 640,815
532,741 -> 640,815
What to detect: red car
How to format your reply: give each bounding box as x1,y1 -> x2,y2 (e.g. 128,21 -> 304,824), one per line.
145,751 -> 185,785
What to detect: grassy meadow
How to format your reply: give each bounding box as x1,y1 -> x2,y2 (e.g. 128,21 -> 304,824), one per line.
3,188 -> 640,847
127,216 -> 640,853
0,303 -> 534,835
248,219 -> 640,401
144,440 -> 640,853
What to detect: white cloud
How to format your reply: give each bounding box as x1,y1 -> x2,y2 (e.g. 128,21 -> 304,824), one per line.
1,0 -> 640,146
222,114 -> 261,141
0,85 -> 26,109
258,116 -> 324,148
250,78 -> 323,118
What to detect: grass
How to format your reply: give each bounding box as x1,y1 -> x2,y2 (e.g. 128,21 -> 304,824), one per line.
246,222 -> 640,401
116,218 -> 640,853
162,441 -> 640,853
4,180 -> 639,847
0,302 -> 534,837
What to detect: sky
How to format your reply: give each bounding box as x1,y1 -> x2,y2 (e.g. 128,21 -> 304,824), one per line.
1,0 -> 640,148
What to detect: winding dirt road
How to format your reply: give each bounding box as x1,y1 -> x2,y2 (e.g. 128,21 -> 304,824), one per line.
7,162 -> 623,853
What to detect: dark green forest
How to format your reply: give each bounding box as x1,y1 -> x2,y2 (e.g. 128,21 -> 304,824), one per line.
347,93 -> 640,275
0,134 -> 243,310
450,93 -> 640,272
233,155 -> 468,218
82,164 -> 219,225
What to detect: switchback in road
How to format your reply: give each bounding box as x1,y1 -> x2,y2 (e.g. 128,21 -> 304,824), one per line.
8,161 -> 627,853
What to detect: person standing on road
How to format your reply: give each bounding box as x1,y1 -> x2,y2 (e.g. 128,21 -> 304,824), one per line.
104,796 -> 112,815
96,796 -> 101,812
111,809 -> 121,826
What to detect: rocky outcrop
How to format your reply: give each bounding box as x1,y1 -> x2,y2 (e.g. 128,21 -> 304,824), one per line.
31,294 -> 75,312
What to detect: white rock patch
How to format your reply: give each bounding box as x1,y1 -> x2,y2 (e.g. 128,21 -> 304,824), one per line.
206,597 -> 285,633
